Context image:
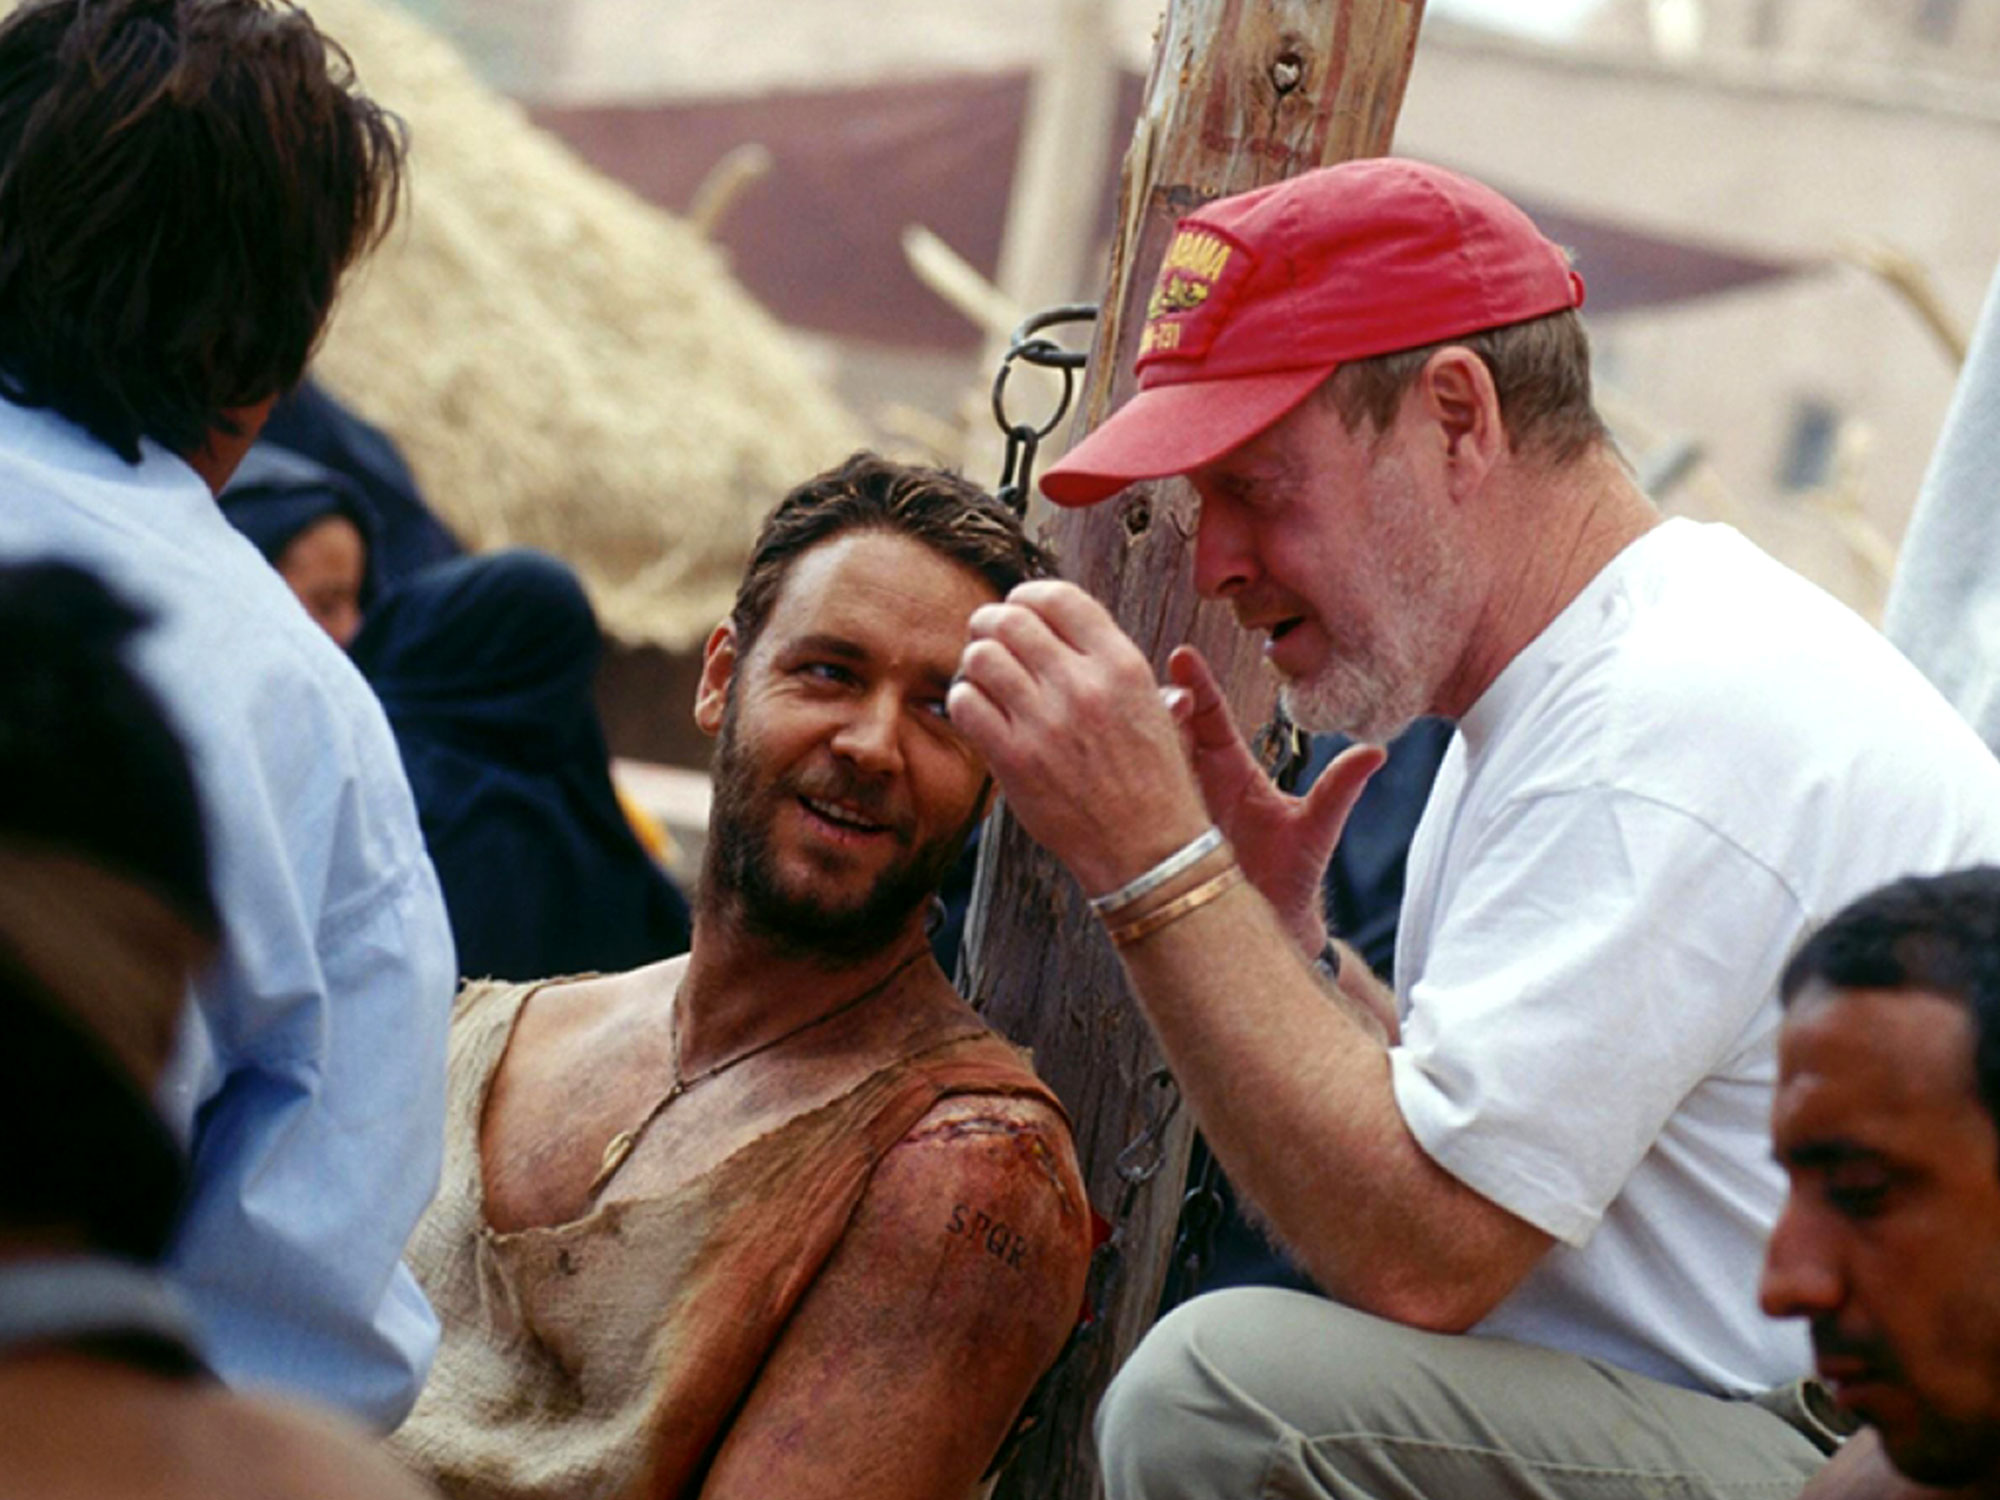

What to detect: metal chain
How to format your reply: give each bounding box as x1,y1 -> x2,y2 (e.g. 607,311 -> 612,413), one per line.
986,302 -> 1299,1315
1082,1064 -> 1180,1330
991,303 -> 1098,514
1161,1139 -> 1227,1311
1254,696 -> 1313,786
982,1063 -> 1179,1480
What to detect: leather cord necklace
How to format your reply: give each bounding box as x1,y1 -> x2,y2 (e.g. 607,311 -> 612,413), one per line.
588,946 -> 927,1194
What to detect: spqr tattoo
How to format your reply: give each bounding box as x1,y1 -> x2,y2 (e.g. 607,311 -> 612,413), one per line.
946,1203 -> 1030,1272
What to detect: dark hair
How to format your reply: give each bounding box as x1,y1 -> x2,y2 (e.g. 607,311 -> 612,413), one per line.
729,452 -> 1056,653
0,929 -> 190,1263
0,560 -> 218,936
0,560 -> 216,1261
1322,308 -> 1609,468
1781,867 -> 2000,1130
0,0 -> 406,462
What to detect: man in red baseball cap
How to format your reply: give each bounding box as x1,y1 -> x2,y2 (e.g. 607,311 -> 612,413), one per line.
947,157 -> 2000,1499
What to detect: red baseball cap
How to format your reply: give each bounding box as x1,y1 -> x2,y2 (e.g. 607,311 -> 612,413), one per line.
1039,157 -> 1586,507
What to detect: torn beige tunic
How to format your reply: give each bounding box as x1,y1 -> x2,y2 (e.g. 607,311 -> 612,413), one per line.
392,966 -> 1065,1500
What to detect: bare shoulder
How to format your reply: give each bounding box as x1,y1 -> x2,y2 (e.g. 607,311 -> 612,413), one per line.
888,1090 -> 1089,1273
697,1091 -> 1091,1498
844,1088 -> 1092,1334
0,1355 -> 437,1500
190,1391 -> 440,1500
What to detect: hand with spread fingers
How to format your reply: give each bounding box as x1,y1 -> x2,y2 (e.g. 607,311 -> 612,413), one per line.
948,580 -> 1212,899
1165,646 -> 1384,956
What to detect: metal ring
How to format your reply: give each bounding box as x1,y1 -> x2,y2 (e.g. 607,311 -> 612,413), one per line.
1008,303 -> 1098,369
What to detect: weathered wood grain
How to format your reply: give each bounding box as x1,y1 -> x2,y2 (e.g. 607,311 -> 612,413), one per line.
969,4 -> 1428,1497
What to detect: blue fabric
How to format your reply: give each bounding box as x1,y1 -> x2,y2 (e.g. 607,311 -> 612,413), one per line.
0,397 -> 455,1428
219,444 -> 384,608
352,549 -> 692,982
260,379 -> 461,586
1304,718 -> 1456,981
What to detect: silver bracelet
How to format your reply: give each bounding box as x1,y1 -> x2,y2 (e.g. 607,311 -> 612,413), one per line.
1088,826 -> 1226,918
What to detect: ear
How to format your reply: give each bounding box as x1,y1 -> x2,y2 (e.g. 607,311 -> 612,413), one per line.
1416,347 -> 1505,500
184,394 -> 280,495
693,621 -> 738,737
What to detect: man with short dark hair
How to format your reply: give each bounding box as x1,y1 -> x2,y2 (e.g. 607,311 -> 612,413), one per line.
948,157 -> 2000,1497
0,0 -> 453,1427
1764,867 -> 2000,1500
391,454 -> 1093,1500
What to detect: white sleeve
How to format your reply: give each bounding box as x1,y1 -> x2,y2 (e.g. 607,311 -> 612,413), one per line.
1884,259 -> 2000,752
1390,785 -> 1803,1247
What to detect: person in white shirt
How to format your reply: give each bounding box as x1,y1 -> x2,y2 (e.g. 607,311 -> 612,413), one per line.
946,156 -> 2000,1498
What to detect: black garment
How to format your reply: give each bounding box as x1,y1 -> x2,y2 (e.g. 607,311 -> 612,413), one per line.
261,380 -> 461,587
351,550 -> 691,982
1166,717 -> 1455,1304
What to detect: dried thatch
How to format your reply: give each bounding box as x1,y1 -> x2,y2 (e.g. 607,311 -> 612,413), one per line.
304,0 -> 862,651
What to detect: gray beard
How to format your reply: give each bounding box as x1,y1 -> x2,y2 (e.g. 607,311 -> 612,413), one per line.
1279,659 -> 1429,745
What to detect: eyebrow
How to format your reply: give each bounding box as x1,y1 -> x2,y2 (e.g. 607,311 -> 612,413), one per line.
785,633 -> 868,663
784,633 -> 957,693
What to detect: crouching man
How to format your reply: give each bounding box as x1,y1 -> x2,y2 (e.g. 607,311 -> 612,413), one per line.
1765,867 -> 2000,1500
391,454 -> 1092,1500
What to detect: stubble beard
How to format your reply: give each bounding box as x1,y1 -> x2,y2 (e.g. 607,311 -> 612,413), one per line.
1278,459 -> 1470,744
1822,1317 -> 2000,1489
1872,1395 -> 2000,1490
703,701 -> 979,962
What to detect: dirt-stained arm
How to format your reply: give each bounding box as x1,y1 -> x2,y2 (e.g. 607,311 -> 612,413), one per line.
698,1092 -> 1092,1500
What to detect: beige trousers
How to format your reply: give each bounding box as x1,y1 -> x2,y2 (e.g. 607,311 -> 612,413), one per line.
1096,1289 -> 1833,1500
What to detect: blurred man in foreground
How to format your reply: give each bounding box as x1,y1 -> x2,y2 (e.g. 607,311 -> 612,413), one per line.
0,561 -> 435,1500
0,0 -> 453,1424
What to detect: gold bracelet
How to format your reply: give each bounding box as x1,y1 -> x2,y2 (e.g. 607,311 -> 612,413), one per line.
1106,863 -> 1245,948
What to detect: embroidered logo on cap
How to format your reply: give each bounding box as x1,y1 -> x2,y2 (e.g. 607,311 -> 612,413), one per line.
1138,225 -> 1254,364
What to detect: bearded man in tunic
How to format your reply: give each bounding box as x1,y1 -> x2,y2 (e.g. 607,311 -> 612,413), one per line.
392,454 -> 1092,1500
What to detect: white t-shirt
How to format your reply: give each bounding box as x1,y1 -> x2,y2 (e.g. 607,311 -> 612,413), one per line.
1391,518 -> 2000,1395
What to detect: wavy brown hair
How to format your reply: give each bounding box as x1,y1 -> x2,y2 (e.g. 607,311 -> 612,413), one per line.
729,452 -> 1056,655
0,0 -> 405,461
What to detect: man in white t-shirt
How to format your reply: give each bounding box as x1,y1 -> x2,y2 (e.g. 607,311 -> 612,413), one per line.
946,158 -> 2000,1498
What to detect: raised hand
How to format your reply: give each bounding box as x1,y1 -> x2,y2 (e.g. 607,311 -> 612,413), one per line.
1166,645 -> 1383,955
948,581 -> 1213,898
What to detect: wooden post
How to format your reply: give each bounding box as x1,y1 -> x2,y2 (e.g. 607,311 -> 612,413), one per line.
966,4 -> 1427,1497
965,0 -> 1121,486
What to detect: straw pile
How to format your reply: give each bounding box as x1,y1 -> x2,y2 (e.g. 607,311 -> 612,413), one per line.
301,0 -> 863,650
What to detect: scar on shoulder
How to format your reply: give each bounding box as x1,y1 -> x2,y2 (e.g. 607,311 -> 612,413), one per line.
905,1103 -> 1080,1203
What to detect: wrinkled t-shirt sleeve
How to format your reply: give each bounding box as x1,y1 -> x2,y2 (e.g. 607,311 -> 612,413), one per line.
1389,785 -> 1803,1247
